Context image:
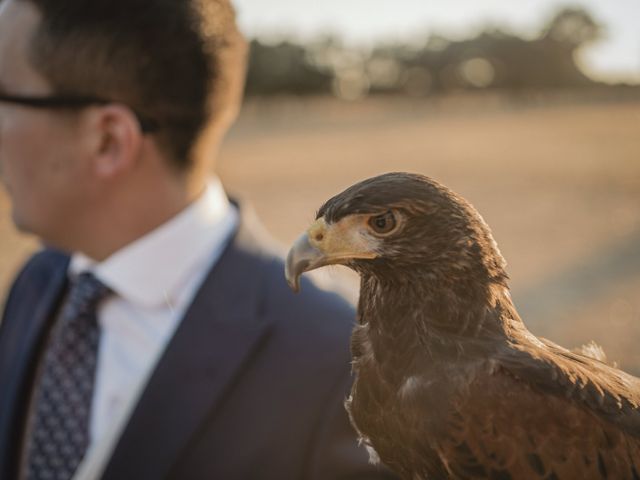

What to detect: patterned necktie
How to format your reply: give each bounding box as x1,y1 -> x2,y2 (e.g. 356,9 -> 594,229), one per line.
25,272 -> 112,480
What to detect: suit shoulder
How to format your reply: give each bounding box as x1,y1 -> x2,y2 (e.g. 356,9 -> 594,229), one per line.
258,255 -> 356,362
231,210 -> 355,323
8,248 -> 68,290
2,248 -> 68,320
264,255 -> 355,325
214,220 -> 356,369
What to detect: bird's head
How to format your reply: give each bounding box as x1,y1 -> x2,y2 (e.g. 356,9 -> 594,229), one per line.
286,172 -> 508,293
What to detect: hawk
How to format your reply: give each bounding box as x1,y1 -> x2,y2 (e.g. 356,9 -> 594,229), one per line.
286,172 -> 640,479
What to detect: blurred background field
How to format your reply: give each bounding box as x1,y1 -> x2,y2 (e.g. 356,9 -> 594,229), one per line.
8,94 -> 640,369
220,94 -> 640,374
2,3 -> 640,372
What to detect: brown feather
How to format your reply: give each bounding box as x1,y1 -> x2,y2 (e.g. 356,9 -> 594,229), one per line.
304,172 -> 640,479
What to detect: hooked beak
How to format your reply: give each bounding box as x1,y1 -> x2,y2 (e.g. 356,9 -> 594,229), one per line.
285,216 -> 378,293
285,232 -> 326,293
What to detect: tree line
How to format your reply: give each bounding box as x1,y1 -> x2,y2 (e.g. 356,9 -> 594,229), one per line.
244,8 -> 614,99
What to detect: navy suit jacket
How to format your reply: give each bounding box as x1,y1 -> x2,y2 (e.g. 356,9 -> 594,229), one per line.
0,211 -> 396,479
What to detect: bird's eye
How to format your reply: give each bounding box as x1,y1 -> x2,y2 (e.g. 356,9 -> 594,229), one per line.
368,211 -> 397,234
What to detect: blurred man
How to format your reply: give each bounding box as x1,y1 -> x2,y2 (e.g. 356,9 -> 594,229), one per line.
0,0 -> 396,478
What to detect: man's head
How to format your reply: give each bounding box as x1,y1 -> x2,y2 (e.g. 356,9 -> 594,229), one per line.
0,0 -> 247,253
16,0 -> 247,167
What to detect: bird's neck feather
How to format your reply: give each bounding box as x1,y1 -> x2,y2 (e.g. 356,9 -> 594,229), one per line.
357,271 -> 521,378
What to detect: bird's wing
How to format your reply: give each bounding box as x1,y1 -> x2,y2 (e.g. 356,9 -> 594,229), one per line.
494,338 -> 640,438
434,365 -> 640,479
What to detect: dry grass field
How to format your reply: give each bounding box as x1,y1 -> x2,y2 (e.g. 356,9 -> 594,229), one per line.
2,94 -> 639,372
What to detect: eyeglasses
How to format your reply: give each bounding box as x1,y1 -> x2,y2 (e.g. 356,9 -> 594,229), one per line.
0,92 -> 159,133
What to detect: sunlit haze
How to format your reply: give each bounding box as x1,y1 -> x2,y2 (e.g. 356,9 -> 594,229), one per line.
234,0 -> 640,84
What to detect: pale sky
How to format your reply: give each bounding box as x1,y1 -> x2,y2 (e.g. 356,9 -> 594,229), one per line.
233,0 -> 640,84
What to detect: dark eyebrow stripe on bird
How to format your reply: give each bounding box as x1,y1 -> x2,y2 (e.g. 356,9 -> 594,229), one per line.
316,198 -> 370,223
316,204 -> 395,224
315,182 -> 456,226
317,188 -> 416,223
316,193 -> 366,222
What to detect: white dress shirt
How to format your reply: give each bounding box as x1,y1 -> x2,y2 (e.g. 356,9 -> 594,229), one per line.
67,177 -> 237,478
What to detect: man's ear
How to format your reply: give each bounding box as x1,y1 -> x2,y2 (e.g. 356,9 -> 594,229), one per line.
90,104 -> 143,178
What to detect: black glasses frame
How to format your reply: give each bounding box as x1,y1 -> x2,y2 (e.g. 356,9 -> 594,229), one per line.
0,93 -> 158,133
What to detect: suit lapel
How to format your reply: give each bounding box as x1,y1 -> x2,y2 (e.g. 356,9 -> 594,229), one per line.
0,253 -> 69,478
102,220 -> 275,480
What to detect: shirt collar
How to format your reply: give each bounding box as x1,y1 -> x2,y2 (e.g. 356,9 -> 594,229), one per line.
69,177 -> 238,308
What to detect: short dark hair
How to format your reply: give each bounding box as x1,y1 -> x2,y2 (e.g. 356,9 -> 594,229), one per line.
21,0 -> 247,168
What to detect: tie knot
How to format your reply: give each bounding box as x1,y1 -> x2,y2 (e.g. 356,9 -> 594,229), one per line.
67,271 -> 112,314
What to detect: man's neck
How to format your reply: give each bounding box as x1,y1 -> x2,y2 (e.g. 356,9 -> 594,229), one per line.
70,170 -> 206,262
